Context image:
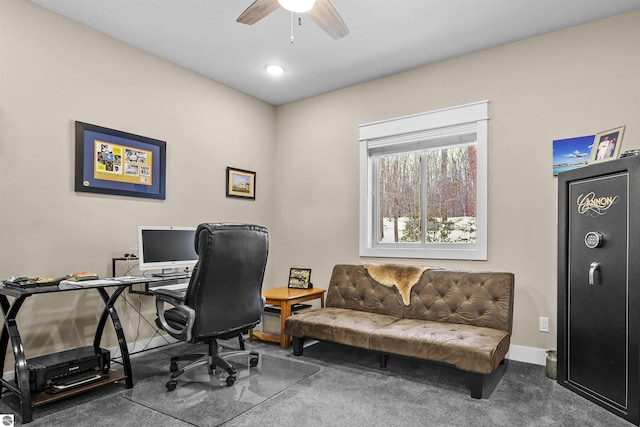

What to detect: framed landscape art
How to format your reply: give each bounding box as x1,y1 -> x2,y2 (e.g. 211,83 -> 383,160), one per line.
226,167 -> 256,200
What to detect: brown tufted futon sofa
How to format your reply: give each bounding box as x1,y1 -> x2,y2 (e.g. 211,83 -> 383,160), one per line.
284,263 -> 515,398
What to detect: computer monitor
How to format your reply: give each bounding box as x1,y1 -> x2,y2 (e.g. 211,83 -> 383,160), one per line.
137,226 -> 198,277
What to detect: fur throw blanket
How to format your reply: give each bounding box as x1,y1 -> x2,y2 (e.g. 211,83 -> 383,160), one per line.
363,263 -> 430,305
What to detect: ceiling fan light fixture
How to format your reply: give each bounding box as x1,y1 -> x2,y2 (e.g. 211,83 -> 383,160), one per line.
266,64 -> 285,76
278,0 -> 316,13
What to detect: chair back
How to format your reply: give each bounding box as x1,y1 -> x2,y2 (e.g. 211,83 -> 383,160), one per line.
185,223 -> 268,341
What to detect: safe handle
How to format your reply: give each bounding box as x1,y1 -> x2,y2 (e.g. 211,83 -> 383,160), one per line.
589,262 -> 600,286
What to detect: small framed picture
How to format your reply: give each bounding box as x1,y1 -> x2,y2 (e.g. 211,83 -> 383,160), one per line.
552,135 -> 594,176
288,268 -> 312,289
589,126 -> 625,164
226,167 -> 256,199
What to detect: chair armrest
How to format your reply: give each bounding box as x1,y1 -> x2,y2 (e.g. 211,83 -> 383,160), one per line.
154,291 -> 196,342
152,288 -> 187,302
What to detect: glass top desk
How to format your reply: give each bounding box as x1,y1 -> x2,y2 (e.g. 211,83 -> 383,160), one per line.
0,280 -> 136,423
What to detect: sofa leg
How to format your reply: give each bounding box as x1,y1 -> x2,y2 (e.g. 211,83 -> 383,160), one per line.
379,354 -> 389,368
469,372 -> 485,399
292,337 -> 304,356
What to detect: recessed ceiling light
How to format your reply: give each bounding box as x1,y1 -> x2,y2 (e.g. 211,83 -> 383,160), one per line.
266,64 -> 285,76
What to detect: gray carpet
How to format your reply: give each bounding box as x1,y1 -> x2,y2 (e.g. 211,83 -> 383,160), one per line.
273,341 -> 635,427
0,339 -> 635,426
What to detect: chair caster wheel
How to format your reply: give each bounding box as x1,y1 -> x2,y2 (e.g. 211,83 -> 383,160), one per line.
166,380 -> 177,391
250,357 -> 259,367
226,376 -> 236,387
170,362 -> 178,372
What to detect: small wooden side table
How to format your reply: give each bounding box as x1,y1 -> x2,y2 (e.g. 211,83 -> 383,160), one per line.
250,286 -> 325,349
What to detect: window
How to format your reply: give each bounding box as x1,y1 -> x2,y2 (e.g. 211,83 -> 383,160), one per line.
359,101 -> 488,260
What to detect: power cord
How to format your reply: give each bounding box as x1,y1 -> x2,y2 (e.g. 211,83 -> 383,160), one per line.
109,291 -> 173,361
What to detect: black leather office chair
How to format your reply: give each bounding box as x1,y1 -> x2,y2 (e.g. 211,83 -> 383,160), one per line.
154,223 -> 268,391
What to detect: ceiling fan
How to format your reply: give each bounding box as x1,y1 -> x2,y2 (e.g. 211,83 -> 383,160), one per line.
237,0 -> 349,40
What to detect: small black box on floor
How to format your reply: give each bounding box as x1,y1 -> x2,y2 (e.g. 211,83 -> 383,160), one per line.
19,346 -> 110,392
262,304 -> 311,337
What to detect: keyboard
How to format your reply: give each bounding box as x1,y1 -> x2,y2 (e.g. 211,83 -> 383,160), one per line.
152,282 -> 189,291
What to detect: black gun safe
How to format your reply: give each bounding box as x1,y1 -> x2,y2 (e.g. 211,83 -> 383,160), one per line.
558,155 -> 640,425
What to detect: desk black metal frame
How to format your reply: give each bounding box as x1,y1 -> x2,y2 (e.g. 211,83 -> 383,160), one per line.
128,275 -> 189,295
0,282 -> 133,423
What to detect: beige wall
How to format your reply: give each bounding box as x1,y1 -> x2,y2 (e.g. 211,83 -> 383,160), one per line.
273,10 -> 640,352
0,0 -> 276,357
2,0 -> 639,360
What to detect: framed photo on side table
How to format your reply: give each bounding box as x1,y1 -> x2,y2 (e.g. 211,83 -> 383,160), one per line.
226,167 -> 256,200
288,268 -> 312,289
589,125 -> 625,164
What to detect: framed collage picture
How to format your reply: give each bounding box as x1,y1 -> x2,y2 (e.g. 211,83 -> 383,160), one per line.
75,121 -> 166,199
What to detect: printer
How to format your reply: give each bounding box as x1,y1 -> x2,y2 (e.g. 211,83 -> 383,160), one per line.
20,346 -> 110,393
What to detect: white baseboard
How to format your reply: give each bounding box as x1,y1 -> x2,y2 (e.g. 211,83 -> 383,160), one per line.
506,344 -> 548,366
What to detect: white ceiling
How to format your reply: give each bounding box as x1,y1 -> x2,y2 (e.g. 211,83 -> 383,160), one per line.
27,0 -> 640,106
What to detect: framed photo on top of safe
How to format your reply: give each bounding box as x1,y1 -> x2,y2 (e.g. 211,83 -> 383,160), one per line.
226,167 -> 256,200
75,121 -> 166,199
288,268 -> 312,289
589,125 -> 625,164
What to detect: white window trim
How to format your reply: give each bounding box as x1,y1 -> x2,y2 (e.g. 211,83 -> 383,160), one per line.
359,101 -> 488,260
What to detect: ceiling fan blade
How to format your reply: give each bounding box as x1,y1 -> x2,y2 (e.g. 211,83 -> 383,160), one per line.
237,0 -> 281,25
308,0 -> 349,39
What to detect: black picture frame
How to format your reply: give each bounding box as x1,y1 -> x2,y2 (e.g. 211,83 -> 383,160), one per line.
288,268 -> 312,289
75,121 -> 166,199
226,167 -> 256,200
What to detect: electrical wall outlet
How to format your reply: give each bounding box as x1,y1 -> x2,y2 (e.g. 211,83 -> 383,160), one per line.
539,317 -> 549,333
